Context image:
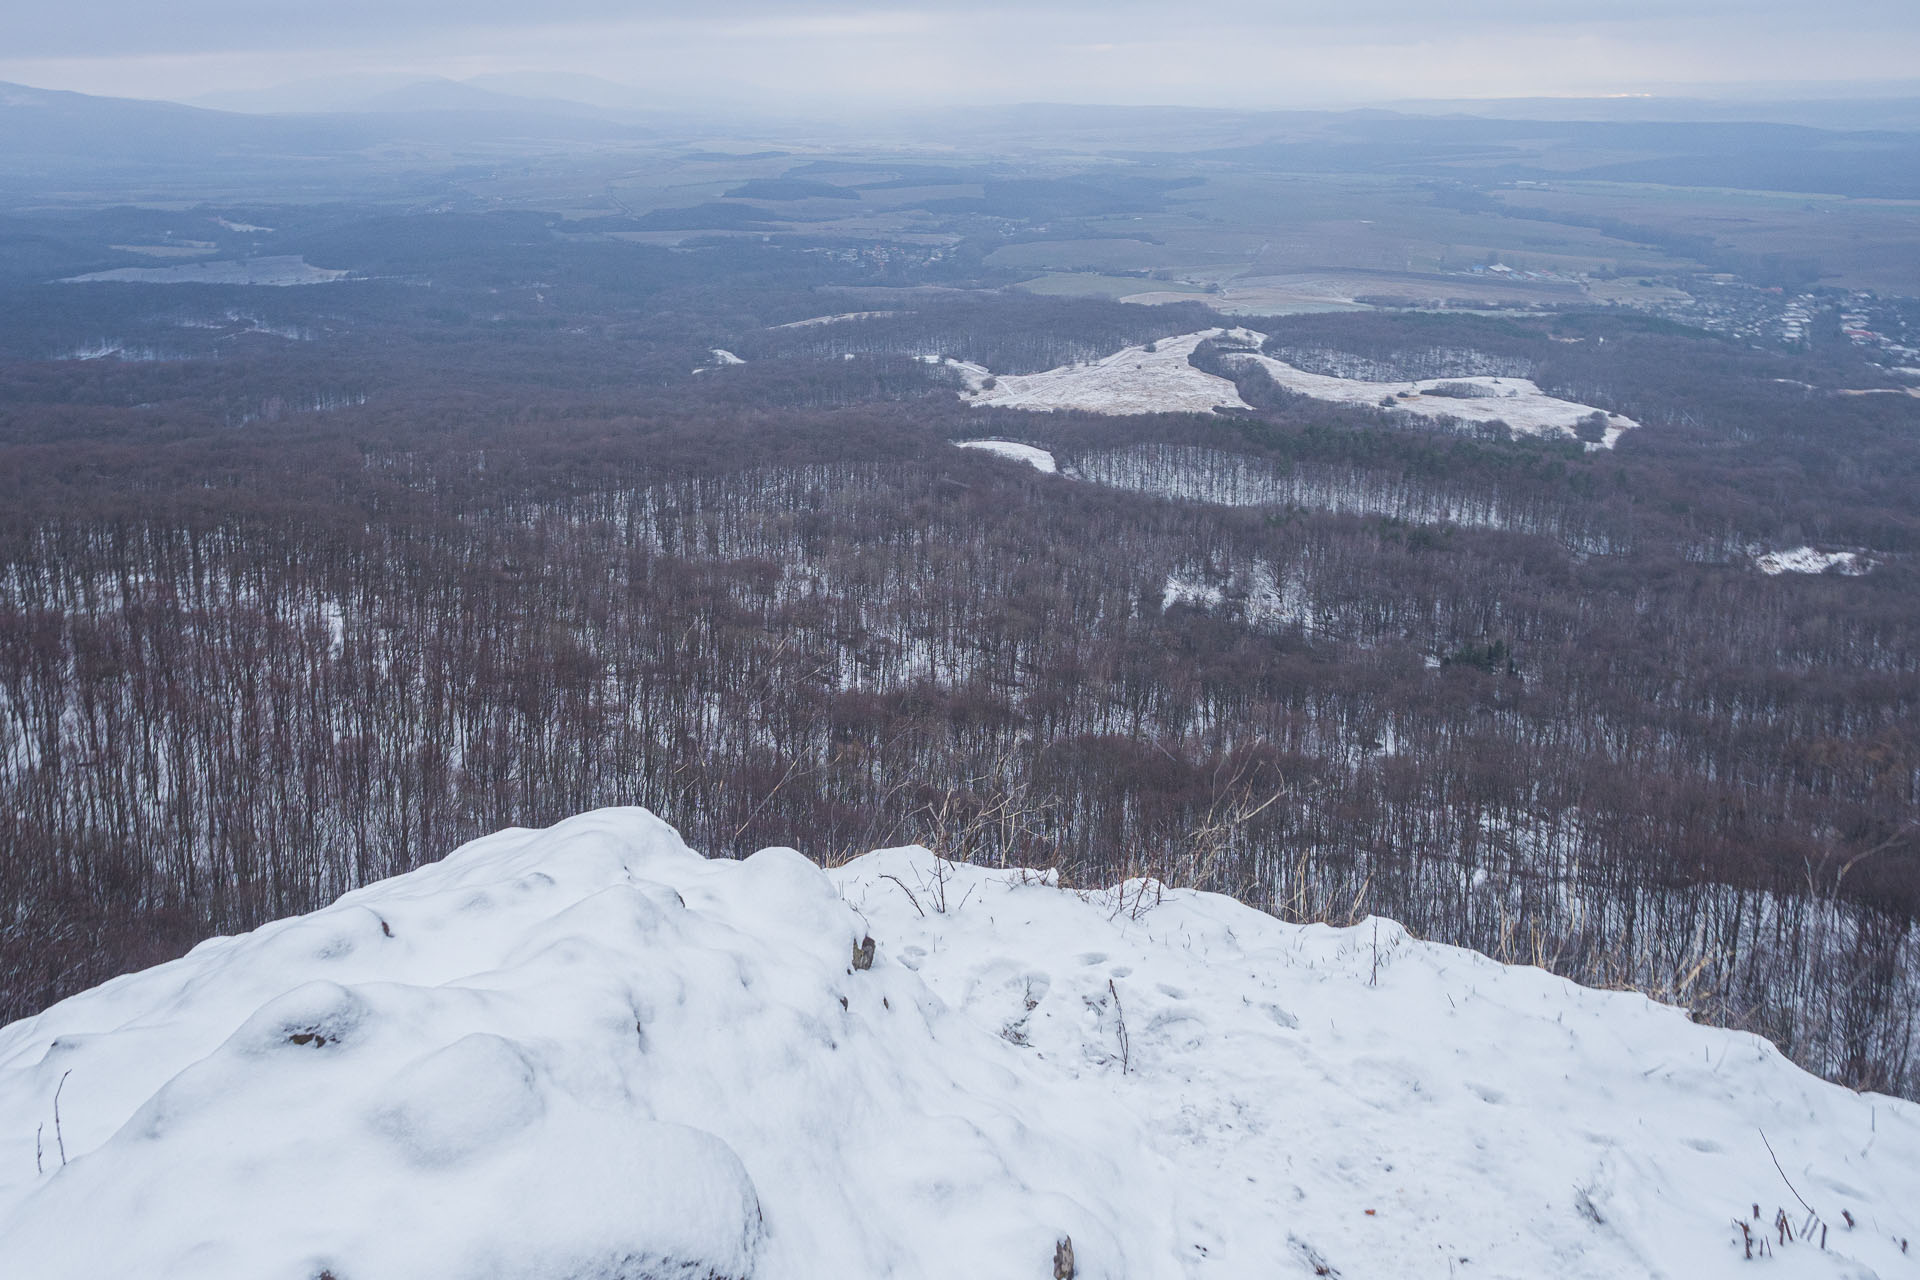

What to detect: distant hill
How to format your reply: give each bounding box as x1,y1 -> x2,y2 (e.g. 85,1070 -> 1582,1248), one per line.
0,80 -> 650,200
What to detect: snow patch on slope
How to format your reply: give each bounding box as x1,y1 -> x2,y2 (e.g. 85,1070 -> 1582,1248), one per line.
770,311 -> 901,329
2,809 -> 1915,1279
60,256 -> 352,286
1228,351 -> 1637,447
967,329 -> 1255,416
956,329 -> 1635,445
1754,546 -> 1873,576
954,440 -> 1058,473
919,353 -> 994,390
694,348 -> 748,372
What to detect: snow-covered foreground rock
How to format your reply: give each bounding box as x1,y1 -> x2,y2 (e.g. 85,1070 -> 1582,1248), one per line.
2,809 -> 1915,1279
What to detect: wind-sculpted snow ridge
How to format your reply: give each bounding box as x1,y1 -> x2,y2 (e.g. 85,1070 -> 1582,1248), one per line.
3,810 -> 1916,1279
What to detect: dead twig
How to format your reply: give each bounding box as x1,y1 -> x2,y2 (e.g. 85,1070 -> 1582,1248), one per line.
1759,1129 -> 1816,1218
53,1070 -> 71,1167
879,873 -> 925,918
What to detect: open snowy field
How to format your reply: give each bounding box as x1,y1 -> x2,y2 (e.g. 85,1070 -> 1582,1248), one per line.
1,809 -> 1913,1279
769,311 -> 901,329
954,439 -> 1059,472
60,256 -> 353,286
967,329 -> 1258,416
961,330 -> 1636,446
1225,351 -> 1638,447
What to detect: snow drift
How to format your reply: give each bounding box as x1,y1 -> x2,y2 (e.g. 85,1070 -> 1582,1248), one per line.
1,808 -> 1914,1278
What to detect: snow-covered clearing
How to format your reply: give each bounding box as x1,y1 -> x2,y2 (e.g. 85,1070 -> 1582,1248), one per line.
60,256 -> 352,286
1161,572 -> 1227,612
918,353 -> 993,390
1226,351 -> 1637,447
958,330 -> 1635,445
966,329 -> 1259,416
769,311 -> 900,329
1755,546 -> 1874,576
693,348 -> 748,373
953,440 -> 1058,473
2,808 -> 1913,1279
1162,562 -> 1314,635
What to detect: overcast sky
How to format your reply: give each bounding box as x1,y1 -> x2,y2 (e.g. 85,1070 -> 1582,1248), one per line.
3,1 -> 1917,108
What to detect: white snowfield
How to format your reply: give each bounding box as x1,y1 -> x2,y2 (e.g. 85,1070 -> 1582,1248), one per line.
954,439 -> 1059,473
959,329 -> 1636,447
967,330 -> 1258,416
1755,546 -> 1874,576
918,353 -> 994,391
1225,351 -> 1637,448
60,256 -> 352,286
769,311 -> 901,329
0,809 -> 1913,1280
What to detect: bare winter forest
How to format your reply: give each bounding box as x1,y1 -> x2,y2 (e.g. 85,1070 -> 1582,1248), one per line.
1,202 -> 1917,1097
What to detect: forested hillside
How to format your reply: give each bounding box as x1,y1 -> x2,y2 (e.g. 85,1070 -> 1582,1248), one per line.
1,220 -> 1916,1095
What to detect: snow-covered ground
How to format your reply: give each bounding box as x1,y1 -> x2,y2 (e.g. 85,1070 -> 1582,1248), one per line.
956,330 -> 1635,446
1162,562 -> 1315,635
1,809 -> 1914,1279
769,311 -> 901,329
1227,352 -> 1637,447
1755,546 -> 1874,576
1161,571 -> 1227,612
918,353 -> 994,390
60,256 -> 352,286
953,440 -> 1059,473
967,330 -> 1258,416
693,349 -> 747,374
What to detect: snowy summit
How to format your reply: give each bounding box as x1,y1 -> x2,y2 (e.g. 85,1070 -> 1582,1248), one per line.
0,808 -> 1914,1278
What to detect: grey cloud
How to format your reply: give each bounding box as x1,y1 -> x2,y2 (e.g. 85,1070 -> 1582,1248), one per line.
6,0 -> 1915,59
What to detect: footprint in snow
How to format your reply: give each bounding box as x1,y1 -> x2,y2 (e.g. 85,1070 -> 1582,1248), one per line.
1262,1003 -> 1300,1030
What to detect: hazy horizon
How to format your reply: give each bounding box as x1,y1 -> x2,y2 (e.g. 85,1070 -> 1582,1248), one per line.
4,1 -> 1917,114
